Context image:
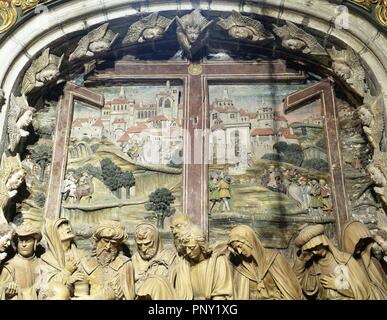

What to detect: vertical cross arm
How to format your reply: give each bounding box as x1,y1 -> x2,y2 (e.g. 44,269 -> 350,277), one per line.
44,83 -> 104,219
284,79 -> 350,243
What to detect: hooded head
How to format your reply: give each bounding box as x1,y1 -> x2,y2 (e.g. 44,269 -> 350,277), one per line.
342,221 -> 374,266
294,224 -> 350,265
42,218 -> 75,268
228,225 -> 265,264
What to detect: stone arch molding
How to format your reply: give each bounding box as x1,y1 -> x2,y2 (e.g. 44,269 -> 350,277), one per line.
0,1 -> 386,188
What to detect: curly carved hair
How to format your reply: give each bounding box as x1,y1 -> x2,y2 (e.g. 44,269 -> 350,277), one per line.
179,224 -> 212,257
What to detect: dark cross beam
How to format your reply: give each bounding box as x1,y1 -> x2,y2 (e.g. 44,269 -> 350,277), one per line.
284,78 -> 350,243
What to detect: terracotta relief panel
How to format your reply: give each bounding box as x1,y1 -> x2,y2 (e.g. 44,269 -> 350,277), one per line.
207,83 -> 335,248
55,83 -> 184,239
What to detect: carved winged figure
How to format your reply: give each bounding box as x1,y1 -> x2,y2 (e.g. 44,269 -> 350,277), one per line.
328,46 -> 367,97
0,89 -> 5,109
357,104 -> 378,152
272,21 -> 327,55
7,94 -> 35,153
22,48 -> 64,95
362,94 -> 387,207
176,9 -> 214,59
0,153 -> 26,224
123,12 -> 174,45
217,10 -> 274,42
69,23 -> 118,62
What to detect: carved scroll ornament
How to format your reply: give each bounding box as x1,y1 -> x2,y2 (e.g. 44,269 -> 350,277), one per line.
0,0 -> 53,33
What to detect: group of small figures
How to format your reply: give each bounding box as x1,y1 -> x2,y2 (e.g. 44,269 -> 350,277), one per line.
261,166 -> 332,215
0,215 -> 385,300
61,171 -> 94,204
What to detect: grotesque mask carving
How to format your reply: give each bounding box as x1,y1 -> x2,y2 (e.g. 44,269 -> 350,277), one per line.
176,9 -> 214,59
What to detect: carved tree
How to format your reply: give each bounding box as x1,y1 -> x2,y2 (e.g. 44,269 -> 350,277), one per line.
28,142 -> 53,182
145,187 -> 176,229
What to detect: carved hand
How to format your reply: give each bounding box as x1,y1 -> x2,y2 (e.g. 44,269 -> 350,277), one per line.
8,190 -> 18,198
5,282 -> 18,298
65,258 -> 77,273
320,275 -> 336,290
20,129 -> 30,137
68,270 -> 85,285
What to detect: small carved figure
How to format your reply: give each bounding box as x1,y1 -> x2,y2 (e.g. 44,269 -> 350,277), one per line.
0,89 -> 5,109
0,223 -> 43,300
132,223 -> 177,299
22,48 -> 63,94
0,223 -> 14,264
7,94 -> 35,153
308,178 -> 324,215
342,221 -> 387,299
209,173 -> 220,214
170,213 -> 192,256
0,153 -> 26,224
227,225 -> 304,300
69,23 -> 118,62
61,171 -> 78,204
358,104 -> 377,150
123,12 -> 174,45
319,179 -> 332,213
293,224 -> 371,299
76,172 -> 94,203
272,21 -> 327,55
328,46 -> 367,97
366,163 -> 387,206
79,220 -> 135,300
171,224 -> 233,300
40,218 -> 85,299
176,9 -> 214,59
217,10 -> 274,43
218,173 -> 231,212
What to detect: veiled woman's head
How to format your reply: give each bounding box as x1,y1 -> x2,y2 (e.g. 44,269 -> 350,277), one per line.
342,221 -> 374,257
228,225 -> 264,261
294,224 -> 330,258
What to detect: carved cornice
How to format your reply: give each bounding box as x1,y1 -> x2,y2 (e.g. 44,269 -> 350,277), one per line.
0,0 -> 53,33
349,0 -> 387,27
